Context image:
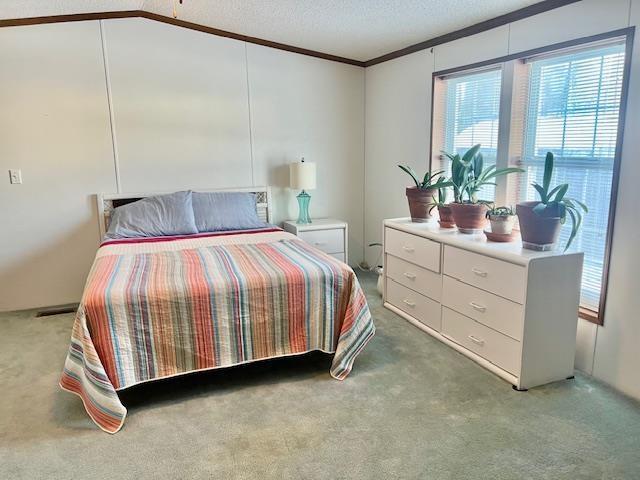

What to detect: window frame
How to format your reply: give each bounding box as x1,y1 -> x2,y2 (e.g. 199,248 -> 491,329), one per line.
428,27 -> 635,325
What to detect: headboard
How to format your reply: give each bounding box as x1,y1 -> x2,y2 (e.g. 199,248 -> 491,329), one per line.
96,186 -> 273,238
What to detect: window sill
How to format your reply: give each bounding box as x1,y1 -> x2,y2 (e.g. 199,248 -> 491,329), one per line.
579,306 -> 602,326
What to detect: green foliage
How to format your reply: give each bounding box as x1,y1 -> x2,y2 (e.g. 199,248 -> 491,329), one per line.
443,144 -> 523,204
397,166 -> 454,190
486,205 -> 515,218
428,178 -> 450,214
531,152 -> 588,251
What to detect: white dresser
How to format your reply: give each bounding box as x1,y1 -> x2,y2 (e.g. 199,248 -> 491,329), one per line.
383,218 -> 583,390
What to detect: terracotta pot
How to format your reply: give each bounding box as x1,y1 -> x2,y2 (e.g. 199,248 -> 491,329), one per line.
437,204 -> 455,228
450,203 -> 489,233
488,214 -> 516,235
517,201 -> 562,248
406,187 -> 437,223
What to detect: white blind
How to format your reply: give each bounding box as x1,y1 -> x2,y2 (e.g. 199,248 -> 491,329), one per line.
514,42 -> 625,310
442,68 -> 502,201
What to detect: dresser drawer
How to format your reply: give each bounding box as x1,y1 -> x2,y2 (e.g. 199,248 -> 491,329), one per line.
443,246 -> 526,303
442,307 -> 521,375
386,278 -> 441,331
386,254 -> 442,302
299,228 -> 344,254
442,276 -> 523,340
385,228 -> 441,273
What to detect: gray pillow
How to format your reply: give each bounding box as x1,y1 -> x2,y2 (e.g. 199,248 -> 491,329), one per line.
192,191 -> 268,232
105,191 -> 198,239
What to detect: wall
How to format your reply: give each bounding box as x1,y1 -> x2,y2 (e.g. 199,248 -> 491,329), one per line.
364,0 -> 640,401
0,17 -> 365,311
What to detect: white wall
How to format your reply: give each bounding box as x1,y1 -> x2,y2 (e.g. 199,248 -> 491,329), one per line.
0,21 -> 117,311
0,17 -> 365,311
364,49 -> 433,266
364,0 -> 640,400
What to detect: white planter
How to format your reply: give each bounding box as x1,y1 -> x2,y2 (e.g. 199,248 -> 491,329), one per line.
489,215 -> 516,234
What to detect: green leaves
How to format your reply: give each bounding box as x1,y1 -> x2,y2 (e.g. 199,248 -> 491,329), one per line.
398,165 -> 452,190
543,151 -> 553,194
397,165 -> 421,188
445,144 -> 523,203
531,152 -> 589,250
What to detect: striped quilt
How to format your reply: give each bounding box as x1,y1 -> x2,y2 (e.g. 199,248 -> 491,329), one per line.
60,229 -> 374,433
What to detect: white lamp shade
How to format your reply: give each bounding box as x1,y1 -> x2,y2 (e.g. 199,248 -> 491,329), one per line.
289,161 -> 316,190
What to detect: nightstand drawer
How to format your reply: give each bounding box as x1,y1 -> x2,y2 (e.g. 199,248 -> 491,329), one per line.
299,228 -> 344,254
386,278 -> 441,331
442,307 -> 521,375
443,246 -> 526,303
386,254 -> 441,302
442,276 -> 523,341
385,227 -> 441,273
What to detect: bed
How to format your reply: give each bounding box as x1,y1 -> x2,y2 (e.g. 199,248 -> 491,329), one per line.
60,187 -> 374,433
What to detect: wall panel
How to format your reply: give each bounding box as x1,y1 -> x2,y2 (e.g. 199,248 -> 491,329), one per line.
0,21 -> 116,311
247,44 -> 365,264
103,18 -> 253,192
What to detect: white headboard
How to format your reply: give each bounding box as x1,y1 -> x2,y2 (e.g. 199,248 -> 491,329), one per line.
96,186 -> 273,238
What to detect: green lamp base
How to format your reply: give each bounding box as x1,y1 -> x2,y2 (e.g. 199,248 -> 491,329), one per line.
296,190 -> 312,224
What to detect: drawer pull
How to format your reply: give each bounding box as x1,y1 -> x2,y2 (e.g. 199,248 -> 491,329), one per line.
471,267 -> 488,277
403,272 -> 416,280
469,302 -> 487,313
402,245 -> 415,253
468,335 -> 485,346
403,299 -> 416,307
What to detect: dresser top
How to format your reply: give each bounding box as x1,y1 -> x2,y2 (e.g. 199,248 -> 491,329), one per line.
384,217 -> 583,266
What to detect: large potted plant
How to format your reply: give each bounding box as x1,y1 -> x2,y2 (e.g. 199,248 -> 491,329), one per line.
517,152 -> 587,251
398,166 -> 453,222
444,144 -> 523,233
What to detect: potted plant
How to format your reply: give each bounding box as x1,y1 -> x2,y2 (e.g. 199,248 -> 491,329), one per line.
398,166 -> 453,222
444,144 -> 523,233
485,205 -> 516,234
517,152 -> 587,251
428,183 -> 455,228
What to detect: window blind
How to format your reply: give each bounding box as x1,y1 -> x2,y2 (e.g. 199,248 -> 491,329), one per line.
441,68 -> 502,201
511,42 -> 625,310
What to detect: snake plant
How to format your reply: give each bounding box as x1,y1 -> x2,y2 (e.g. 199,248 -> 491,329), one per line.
443,144 -> 523,203
531,152 -> 588,251
397,166 -> 454,190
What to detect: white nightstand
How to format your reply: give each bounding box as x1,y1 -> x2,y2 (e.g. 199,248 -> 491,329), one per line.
282,219 -> 348,263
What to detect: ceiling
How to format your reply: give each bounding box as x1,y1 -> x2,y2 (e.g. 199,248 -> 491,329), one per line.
1,0 -> 546,61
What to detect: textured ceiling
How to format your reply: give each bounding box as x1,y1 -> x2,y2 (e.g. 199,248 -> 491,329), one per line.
1,0 -> 543,61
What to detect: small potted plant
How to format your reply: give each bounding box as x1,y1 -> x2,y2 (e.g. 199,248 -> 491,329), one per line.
428,183 -> 455,228
444,144 -> 523,233
485,206 -> 516,234
517,152 -> 587,251
398,166 -> 453,222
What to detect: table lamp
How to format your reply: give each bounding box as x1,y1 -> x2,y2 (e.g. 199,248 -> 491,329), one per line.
289,157 -> 317,224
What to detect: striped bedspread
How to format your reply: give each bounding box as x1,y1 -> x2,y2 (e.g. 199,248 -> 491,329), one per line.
60,229 -> 374,433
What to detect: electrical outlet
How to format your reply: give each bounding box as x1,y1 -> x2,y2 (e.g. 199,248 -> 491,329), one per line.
9,169 -> 22,184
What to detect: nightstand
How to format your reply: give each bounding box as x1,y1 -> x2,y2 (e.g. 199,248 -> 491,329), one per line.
282,219 -> 348,263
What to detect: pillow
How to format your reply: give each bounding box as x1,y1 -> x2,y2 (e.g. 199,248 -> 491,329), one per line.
192,191 -> 268,232
105,191 -> 198,239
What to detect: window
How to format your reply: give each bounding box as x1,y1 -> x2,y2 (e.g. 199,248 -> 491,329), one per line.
433,68 -> 502,201
430,32 -> 631,324
512,42 -> 625,312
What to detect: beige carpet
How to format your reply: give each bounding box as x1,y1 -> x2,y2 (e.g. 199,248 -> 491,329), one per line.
1,272 -> 640,479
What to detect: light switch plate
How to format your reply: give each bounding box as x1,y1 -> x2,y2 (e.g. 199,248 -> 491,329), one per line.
9,169 -> 22,184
